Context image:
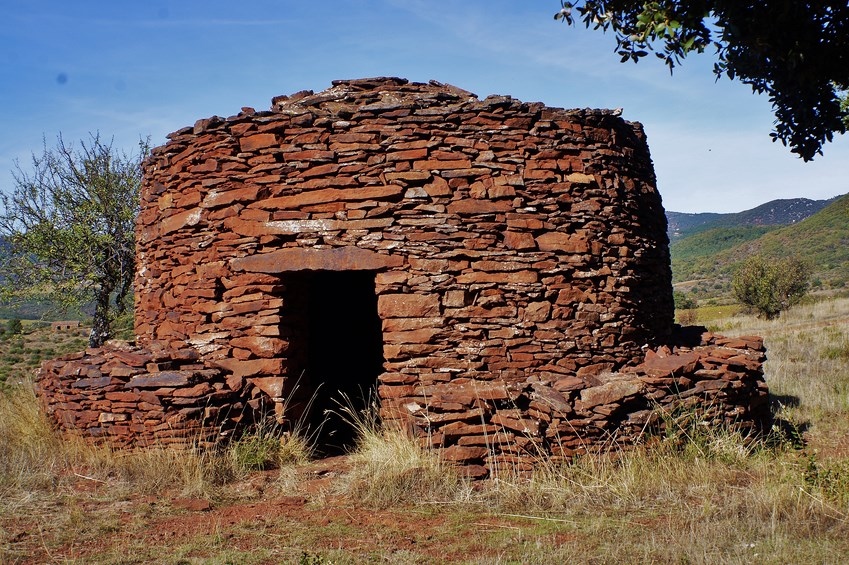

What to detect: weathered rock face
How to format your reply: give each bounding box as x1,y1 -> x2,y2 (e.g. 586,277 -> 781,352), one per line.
35,78 -> 770,473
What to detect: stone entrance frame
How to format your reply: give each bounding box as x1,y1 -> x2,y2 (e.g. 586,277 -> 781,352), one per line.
36,78 -> 769,475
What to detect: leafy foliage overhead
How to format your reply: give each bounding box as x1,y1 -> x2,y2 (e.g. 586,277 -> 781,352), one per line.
555,1 -> 849,160
0,134 -> 146,347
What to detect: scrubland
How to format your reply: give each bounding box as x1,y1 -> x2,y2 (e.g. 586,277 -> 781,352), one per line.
2,299 -> 848,563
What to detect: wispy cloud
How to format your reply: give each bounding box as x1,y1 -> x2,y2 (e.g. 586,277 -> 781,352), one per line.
131,18 -> 297,28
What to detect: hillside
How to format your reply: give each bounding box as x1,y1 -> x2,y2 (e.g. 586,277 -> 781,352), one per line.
0,237 -> 88,321
673,194 -> 849,291
667,197 -> 835,241
670,224 -> 778,262
666,211 -> 724,240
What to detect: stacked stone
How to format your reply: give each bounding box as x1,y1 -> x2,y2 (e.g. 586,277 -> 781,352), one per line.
133,78 -> 671,409
35,343 -> 252,447
405,330 -> 770,477
34,78 -> 770,474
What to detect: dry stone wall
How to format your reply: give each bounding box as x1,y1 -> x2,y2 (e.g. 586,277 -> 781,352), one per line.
35,78 -> 770,473
36,344 -> 237,448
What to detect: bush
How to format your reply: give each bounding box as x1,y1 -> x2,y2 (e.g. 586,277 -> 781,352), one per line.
229,426 -> 311,473
5,319 -> 22,336
230,434 -> 282,472
732,255 -> 810,319
673,291 -> 698,311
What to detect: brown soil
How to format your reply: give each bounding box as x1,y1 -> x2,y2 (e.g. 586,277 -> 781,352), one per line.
1,456 -> 576,564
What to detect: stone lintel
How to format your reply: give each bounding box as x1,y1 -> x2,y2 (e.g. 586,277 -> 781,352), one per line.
231,247 -> 403,273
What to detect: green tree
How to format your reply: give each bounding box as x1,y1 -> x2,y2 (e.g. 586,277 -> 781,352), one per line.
731,255 -> 810,319
5,318 -> 23,336
554,1 -> 849,161
0,134 -> 146,347
673,290 -> 698,311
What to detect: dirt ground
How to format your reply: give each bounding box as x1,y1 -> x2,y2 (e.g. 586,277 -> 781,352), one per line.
1,456 -> 580,564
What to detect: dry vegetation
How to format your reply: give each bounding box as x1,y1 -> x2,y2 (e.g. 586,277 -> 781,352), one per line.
2,299 -> 849,563
0,322 -> 88,387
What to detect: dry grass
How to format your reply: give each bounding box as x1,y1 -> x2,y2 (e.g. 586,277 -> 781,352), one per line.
333,398 -> 469,507
0,384 -> 237,501
711,297 -> 849,442
2,298 -> 849,562
326,297 -> 849,562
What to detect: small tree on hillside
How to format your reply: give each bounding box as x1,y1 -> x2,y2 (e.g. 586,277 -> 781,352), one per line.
0,134 -> 147,347
673,290 -> 698,311
732,255 -> 810,319
5,318 -> 23,336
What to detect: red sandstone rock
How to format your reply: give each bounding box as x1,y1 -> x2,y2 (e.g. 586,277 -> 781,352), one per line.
579,380 -> 643,409
213,358 -> 283,378
377,294 -> 441,318
247,377 -> 287,398
232,247 -> 403,273
125,372 -> 194,388
534,232 -> 590,254
239,133 -> 277,152
441,445 -> 488,462
642,350 -> 701,378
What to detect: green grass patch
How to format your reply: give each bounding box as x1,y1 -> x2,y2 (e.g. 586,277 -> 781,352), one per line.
694,303 -> 742,325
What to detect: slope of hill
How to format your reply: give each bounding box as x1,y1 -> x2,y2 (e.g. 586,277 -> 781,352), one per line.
667,197 -> 835,241
666,211 -> 724,240
0,236 -> 88,321
673,194 -> 849,290
669,225 -> 781,268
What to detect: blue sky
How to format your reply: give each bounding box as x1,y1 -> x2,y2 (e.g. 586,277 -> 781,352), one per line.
2,0 -> 847,213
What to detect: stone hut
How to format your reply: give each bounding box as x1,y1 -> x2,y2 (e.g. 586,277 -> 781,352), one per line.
36,78 -> 769,475
51,321 -> 81,332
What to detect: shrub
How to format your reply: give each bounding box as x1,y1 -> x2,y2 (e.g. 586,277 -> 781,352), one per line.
677,309 -> 698,325
732,255 -> 810,319
230,434 -> 282,472
804,454 -> 849,507
822,343 -> 849,361
673,290 -> 698,311
5,319 -> 22,336
229,426 -> 311,473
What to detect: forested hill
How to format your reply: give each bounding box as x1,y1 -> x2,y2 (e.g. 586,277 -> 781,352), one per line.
667,197 -> 837,242
672,193 -> 849,289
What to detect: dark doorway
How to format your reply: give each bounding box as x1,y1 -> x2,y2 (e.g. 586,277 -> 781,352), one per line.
282,270 -> 384,455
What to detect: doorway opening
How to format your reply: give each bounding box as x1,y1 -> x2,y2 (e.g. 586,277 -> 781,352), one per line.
282,270 -> 384,455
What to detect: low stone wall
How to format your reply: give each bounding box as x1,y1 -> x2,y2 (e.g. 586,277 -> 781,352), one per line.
36,327 -> 769,474
384,328 -> 770,477
35,343 -> 256,448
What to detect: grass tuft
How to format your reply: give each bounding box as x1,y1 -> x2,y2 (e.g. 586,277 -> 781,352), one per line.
333,396 -> 468,506
230,427 -> 312,473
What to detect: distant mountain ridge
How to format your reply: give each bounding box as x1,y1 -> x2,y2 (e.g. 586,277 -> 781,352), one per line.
667,197 -> 837,242
670,193 -> 849,293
